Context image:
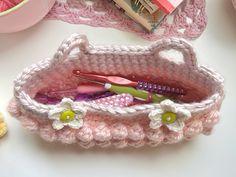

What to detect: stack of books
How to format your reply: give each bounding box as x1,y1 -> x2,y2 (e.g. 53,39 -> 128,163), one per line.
113,0 -> 183,32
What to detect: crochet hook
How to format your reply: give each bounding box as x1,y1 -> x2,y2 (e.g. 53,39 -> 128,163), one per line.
72,70 -> 185,95
73,73 -> 166,103
46,84 -> 106,97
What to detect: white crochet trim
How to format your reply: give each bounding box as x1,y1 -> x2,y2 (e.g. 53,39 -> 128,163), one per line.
13,34 -> 224,118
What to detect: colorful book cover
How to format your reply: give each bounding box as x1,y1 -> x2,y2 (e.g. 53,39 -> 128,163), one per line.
113,0 -> 166,31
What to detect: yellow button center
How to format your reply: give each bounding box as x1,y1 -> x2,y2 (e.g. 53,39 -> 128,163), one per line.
161,112 -> 177,124
60,110 -> 75,123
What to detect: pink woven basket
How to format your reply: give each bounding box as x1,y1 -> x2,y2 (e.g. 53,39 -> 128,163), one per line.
8,34 -> 224,148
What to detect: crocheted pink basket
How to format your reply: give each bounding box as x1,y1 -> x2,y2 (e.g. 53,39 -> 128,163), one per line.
8,34 -> 224,148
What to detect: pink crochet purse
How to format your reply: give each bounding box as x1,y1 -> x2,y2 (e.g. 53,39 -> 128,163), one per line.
8,34 -> 224,148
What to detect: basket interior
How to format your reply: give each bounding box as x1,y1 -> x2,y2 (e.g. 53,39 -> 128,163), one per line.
22,50 -> 219,108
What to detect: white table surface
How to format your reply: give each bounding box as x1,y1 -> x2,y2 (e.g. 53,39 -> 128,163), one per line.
0,1 -> 236,177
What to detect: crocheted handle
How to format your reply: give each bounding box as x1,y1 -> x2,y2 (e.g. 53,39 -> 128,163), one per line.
52,34 -> 89,64
52,34 -> 197,69
153,38 -> 197,69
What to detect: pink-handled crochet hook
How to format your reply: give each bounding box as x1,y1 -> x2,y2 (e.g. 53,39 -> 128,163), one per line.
73,70 -> 137,87
44,84 -> 107,99
72,70 -> 185,95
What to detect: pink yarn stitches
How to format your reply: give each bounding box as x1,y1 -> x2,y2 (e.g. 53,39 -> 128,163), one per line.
46,0 -> 207,41
8,99 -> 221,148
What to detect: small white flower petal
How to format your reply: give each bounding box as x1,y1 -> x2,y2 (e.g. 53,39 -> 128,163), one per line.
48,108 -> 65,120
150,119 -> 162,129
60,98 -> 74,109
176,108 -> 191,120
149,110 -> 163,121
160,99 -> 177,113
52,120 -> 64,130
166,119 -> 185,132
68,119 -> 83,129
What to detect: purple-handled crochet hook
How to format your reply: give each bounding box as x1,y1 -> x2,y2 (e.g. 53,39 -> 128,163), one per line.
73,70 -> 185,95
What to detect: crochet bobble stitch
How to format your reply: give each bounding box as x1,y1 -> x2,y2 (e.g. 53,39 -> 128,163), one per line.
0,113 -> 7,138
8,100 -> 221,148
9,34 -> 224,148
46,0 -> 207,41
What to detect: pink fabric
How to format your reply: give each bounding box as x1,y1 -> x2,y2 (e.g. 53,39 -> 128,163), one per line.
0,0 -> 22,12
46,0 -> 207,41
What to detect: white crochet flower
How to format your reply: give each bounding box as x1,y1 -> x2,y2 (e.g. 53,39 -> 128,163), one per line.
48,98 -> 87,130
148,99 -> 191,132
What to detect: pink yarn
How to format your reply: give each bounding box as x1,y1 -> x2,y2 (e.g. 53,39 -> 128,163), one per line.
7,98 -> 21,117
20,116 -> 39,132
46,0 -> 207,41
202,112 -> 220,128
183,120 -> 203,140
146,128 -> 165,144
93,123 -> 112,142
76,125 -> 93,142
58,128 -> 77,144
164,130 -> 184,144
111,123 -> 128,140
0,0 -> 22,12
39,124 -> 57,142
128,123 -> 145,141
